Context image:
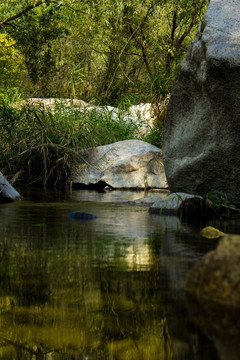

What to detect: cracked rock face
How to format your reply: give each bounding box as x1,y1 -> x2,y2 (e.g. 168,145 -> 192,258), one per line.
162,0 -> 240,205
72,140 -> 168,190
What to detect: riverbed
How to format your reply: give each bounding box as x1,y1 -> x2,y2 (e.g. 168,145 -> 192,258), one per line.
0,188 -> 236,359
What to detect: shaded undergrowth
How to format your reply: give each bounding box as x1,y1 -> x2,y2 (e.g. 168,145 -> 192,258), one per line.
0,102 -> 162,188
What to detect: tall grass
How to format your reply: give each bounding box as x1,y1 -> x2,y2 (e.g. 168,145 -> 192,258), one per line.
0,101 -> 154,188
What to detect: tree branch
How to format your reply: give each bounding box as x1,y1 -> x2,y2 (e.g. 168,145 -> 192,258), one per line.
0,0 -> 57,27
175,0 -> 206,48
126,5 -> 155,81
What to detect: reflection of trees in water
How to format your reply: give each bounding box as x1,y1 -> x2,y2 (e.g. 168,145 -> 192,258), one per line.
148,231 -> 219,360
0,226 -> 51,308
0,239 -> 174,359
0,248 -> 48,306
17,257 -> 50,307
0,200 -> 220,359
97,265 -> 172,359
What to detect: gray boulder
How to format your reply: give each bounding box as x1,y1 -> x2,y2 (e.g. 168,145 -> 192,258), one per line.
72,140 -> 168,190
162,0 -> 240,205
149,192 -> 202,215
0,172 -> 21,203
130,192 -> 197,212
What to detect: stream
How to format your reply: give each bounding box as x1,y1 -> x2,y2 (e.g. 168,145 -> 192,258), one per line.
0,188 -> 238,359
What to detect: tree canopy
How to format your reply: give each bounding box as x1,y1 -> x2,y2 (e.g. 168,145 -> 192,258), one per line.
0,0 -> 208,105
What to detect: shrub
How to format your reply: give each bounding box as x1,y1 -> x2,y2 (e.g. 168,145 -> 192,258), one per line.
0,101 -> 153,188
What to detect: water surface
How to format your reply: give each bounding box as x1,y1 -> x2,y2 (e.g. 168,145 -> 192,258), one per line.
0,188 -> 230,359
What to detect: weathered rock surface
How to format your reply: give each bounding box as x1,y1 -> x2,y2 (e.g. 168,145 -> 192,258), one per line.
0,172 -> 21,203
186,235 -> 240,306
149,192 -> 201,215
129,191 -> 239,223
162,0 -> 240,205
126,192 -> 204,218
72,140 -> 168,190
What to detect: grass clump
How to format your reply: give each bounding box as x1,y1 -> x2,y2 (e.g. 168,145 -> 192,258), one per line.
0,104 -> 80,188
0,101 -> 154,188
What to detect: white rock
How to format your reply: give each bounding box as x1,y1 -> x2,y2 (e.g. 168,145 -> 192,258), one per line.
23,98 -> 88,111
22,98 -> 154,135
72,140 -> 168,190
0,172 -> 21,202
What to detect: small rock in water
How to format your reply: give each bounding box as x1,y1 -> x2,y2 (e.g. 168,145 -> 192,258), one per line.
201,226 -> 224,239
68,211 -> 98,220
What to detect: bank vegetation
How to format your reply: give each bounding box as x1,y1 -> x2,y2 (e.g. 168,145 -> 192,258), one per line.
0,0 -> 208,188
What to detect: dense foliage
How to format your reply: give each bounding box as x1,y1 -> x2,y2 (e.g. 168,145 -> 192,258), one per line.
0,102 -> 149,187
0,0 -> 208,187
1,0 -> 207,105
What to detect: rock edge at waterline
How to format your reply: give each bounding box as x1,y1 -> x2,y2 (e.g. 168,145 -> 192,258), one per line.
162,0 -> 240,205
72,140 -> 168,190
0,172 -> 21,203
126,192 -> 240,224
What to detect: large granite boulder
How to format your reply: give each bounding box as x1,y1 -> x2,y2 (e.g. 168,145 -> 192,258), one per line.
0,172 -> 21,203
162,0 -> 240,205
72,140 -> 168,190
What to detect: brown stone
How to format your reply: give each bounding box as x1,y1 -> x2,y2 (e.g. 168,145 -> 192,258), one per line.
186,235 -> 240,360
186,235 -> 240,306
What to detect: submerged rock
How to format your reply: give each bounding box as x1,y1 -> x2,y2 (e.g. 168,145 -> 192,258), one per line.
201,226 -> 225,239
0,172 -> 21,203
162,0 -> 240,205
72,140 -> 168,190
68,211 -> 98,220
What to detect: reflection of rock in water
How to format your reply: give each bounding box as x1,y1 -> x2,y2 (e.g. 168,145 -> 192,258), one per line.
187,297 -> 240,360
68,211 -> 98,220
157,229 -> 197,302
153,223 -> 219,360
186,235 -> 240,360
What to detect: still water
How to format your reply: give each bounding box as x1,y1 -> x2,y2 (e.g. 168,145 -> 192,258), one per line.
0,188 -> 234,359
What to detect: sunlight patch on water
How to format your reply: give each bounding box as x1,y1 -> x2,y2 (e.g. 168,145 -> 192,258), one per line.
125,243 -> 152,271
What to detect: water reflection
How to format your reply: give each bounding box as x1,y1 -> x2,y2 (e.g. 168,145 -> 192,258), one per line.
0,189 -> 220,359
187,298 -> 240,360
125,244 -> 151,270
